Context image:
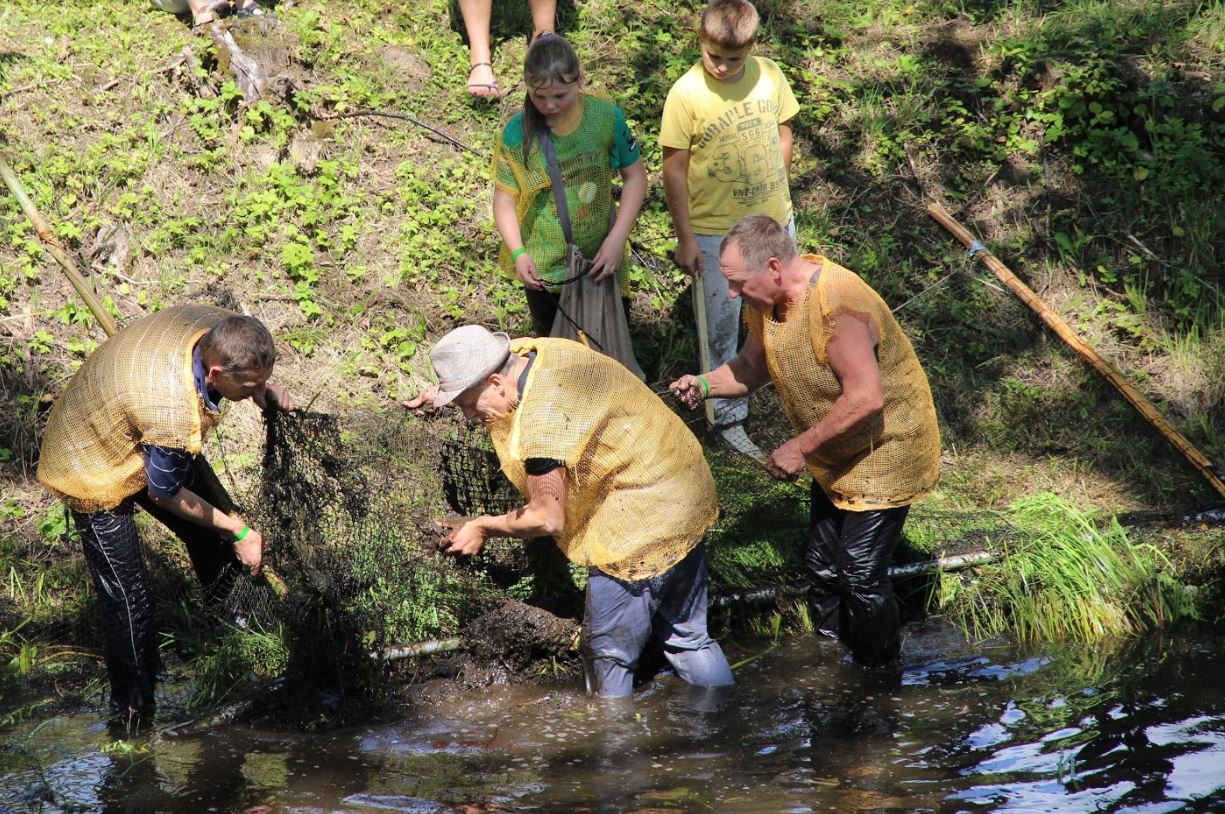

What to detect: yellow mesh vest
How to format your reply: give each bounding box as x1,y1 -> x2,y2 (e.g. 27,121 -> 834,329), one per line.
492,93 -> 630,295
746,257 -> 941,510
37,305 -> 233,512
485,338 -> 718,580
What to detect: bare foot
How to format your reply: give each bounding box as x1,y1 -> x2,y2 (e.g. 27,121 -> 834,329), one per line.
189,0 -> 229,27
467,62 -> 499,98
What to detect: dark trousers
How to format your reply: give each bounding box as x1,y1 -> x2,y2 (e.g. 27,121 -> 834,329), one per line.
806,481 -> 910,667
524,287 -> 632,337
73,471 -> 240,712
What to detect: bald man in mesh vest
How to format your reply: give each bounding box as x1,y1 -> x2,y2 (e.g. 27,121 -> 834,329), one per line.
671,214 -> 941,668
407,326 -> 734,697
37,305 -> 294,725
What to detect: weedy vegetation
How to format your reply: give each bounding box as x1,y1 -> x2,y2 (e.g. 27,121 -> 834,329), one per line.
933,492 -> 1200,643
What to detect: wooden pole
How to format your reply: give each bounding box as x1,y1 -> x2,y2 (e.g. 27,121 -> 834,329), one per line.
692,272 -> 717,426
0,155 -> 116,335
927,201 -> 1225,500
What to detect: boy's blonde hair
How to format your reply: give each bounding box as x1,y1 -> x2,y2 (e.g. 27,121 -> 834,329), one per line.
699,0 -> 759,50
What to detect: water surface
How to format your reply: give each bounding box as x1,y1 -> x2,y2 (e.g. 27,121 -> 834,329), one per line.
4,620 -> 1224,812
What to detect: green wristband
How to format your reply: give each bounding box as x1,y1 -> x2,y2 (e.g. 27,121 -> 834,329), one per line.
234,525 -> 251,542
511,247 -> 528,261
697,376 -> 711,399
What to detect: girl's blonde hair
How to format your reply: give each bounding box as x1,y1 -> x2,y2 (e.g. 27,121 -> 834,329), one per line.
521,33 -> 582,161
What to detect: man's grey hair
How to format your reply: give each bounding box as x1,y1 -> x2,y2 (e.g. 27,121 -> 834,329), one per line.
720,214 -> 797,272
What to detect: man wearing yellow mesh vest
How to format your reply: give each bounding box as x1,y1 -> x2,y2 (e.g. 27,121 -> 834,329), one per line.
671,215 -> 941,668
407,325 -> 734,697
36,305 -> 294,723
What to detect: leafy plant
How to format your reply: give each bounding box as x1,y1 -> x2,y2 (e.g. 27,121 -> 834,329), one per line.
935,493 -> 1198,643
190,622 -> 289,707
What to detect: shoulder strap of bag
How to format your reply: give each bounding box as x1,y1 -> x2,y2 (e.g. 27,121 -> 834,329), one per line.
538,129 -> 573,245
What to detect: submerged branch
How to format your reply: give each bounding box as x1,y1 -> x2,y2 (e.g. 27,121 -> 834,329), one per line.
710,550 -> 999,609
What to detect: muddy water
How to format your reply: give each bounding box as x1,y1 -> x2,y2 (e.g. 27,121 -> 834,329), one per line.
4,621 -> 1225,812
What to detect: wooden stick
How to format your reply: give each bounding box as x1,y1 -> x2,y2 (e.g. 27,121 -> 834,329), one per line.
0,155 -> 116,335
691,271 -> 717,426
927,201 -> 1225,500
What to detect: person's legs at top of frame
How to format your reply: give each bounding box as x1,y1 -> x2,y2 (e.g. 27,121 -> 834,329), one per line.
584,542 -> 733,698
164,0 -> 263,27
528,0 -> 557,41
458,0 -> 558,98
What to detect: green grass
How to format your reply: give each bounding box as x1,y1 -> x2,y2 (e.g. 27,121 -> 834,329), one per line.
934,492 -> 1199,644
189,621 -> 289,707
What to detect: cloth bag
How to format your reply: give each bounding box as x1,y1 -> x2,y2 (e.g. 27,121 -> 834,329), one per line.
540,131 -> 645,381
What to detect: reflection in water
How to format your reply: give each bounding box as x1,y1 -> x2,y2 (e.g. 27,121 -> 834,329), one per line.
3,622 -> 1225,812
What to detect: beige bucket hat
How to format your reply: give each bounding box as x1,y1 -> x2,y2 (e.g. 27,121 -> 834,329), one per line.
429,325 -> 512,408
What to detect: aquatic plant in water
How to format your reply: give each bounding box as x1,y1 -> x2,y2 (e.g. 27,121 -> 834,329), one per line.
190,621 -> 289,707
935,492 -> 1198,643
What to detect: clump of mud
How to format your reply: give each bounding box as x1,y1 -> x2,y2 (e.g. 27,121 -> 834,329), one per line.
463,598 -> 579,672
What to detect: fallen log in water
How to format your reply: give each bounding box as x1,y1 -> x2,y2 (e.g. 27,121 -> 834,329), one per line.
374,637 -> 462,662
376,551 -> 1000,660
710,550 -> 1001,609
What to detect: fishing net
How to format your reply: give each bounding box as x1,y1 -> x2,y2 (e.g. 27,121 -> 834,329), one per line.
238,409 -> 514,683
1,406 -> 534,710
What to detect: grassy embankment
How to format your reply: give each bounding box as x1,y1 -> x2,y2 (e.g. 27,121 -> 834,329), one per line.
1,0 -> 1223,709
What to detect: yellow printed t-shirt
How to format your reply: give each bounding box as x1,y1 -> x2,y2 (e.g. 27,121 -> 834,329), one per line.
660,56 -> 799,235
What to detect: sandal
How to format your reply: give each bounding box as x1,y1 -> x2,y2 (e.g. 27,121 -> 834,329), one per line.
234,0 -> 265,18
467,62 -> 500,98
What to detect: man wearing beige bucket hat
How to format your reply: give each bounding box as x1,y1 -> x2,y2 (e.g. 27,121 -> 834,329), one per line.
407,325 -> 734,697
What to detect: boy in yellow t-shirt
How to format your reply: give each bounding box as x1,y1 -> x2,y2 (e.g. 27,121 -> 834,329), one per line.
661,0 -> 798,459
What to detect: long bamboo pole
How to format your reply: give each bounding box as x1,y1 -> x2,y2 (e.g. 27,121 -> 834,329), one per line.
0,155 -> 116,335
927,201 -> 1225,500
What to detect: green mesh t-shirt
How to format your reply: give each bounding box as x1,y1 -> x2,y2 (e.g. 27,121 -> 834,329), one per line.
493,94 -> 641,291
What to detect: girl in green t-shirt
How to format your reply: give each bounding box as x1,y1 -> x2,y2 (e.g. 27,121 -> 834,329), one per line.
492,34 -> 647,335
